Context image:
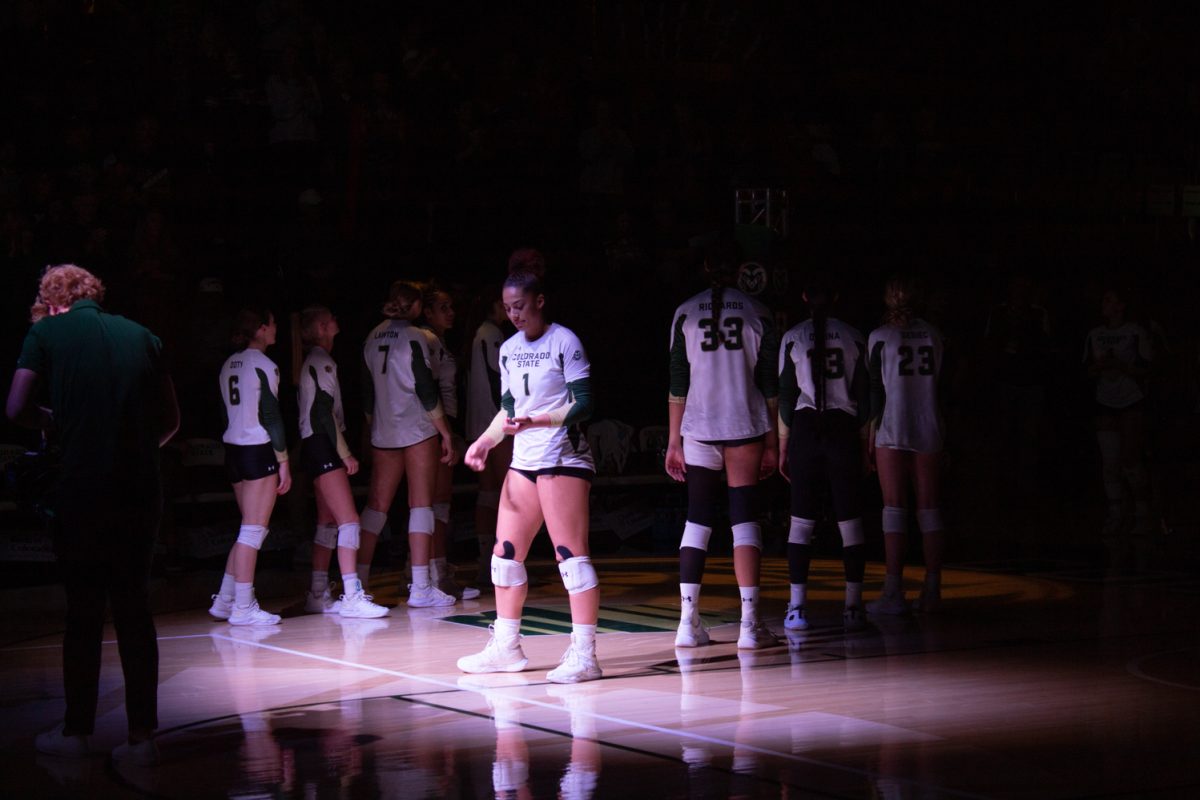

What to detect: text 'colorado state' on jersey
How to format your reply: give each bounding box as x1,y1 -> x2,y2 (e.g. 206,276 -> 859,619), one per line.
500,322 -> 594,471
868,319 -> 944,453
669,287 -> 779,442
219,348 -> 286,453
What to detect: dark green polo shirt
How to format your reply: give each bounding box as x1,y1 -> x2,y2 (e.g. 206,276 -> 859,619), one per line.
17,299 -> 164,509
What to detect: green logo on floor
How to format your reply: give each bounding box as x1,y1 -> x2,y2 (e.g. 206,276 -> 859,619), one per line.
441,604 -> 732,635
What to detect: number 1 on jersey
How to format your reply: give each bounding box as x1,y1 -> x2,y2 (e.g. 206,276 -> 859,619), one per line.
522,372 -> 530,396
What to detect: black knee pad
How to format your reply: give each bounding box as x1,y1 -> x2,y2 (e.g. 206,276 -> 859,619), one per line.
500,540 -> 516,559
727,484 -> 760,526
685,466 -> 723,527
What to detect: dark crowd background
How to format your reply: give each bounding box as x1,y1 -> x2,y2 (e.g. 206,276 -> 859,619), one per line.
2,1 -> 1199,566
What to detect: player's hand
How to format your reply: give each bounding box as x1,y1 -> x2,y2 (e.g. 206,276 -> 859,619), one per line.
664,441 -> 686,482
506,415 -> 549,433
439,433 -> 456,465
759,444 -> 778,479
864,433 -> 877,475
342,455 -> 359,476
464,439 -> 492,472
276,462 -> 292,495
779,444 -> 790,483
501,416 -> 522,435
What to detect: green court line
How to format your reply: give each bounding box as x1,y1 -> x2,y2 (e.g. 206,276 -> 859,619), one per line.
441,605 -> 704,635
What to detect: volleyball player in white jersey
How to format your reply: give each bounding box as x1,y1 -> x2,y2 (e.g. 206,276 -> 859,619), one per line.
666,247 -> 780,650
777,276 -> 871,631
1084,287 -> 1153,543
359,280 -> 456,607
420,284 -> 479,600
208,308 -> 292,625
457,266 -> 602,683
296,306 -> 388,618
465,293 -> 513,588
865,277 -> 947,615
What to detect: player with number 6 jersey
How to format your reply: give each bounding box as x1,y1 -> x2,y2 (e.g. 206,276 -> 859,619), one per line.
665,243 -> 780,651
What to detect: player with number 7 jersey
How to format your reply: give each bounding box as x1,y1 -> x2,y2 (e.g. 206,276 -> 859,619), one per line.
867,316 -> 945,454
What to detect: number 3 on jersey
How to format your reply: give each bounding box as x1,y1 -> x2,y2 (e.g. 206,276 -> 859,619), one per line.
699,316 -> 744,351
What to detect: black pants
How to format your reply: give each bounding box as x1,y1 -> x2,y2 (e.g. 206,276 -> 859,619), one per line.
53,501 -> 160,736
787,409 -> 863,521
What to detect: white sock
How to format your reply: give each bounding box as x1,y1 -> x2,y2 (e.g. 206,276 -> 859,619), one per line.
494,616 -> 521,644
234,581 -> 254,608
311,570 -> 329,594
412,565 -> 431,589
572,623 -> 597,650
789,584 -> 806,609
219,573 -> 235,600
845,581 -> 863,608
430,556 -> 447,582
883,573 -> 903,596
343,574 -> 362,595
680,582 -> 701,621
739,586 -> 759,623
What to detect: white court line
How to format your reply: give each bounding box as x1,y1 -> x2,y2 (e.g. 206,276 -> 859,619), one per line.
209,632 -> 987,799
1,633 -> 213,652
1127,647 -> 1200,692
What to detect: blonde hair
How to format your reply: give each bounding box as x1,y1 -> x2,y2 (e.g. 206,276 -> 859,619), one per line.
883,275 -> 918,327
30,264 -> 106,322
382,280 -> 423,319
300,305 -> 331,346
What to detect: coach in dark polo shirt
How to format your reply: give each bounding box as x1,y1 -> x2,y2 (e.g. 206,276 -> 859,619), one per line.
6,264 -> 179,765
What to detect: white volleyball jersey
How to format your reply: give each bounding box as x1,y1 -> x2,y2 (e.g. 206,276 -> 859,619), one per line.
1084,322 -> 1152,409
422,328 -> 459,419
779,317 -> 867,417
219,348 -> 281,447
363,319 -> 440,448
466,320 -> 505,439
669,288 -> 776,442
298,346 -> 345,439
868,319 -> 944,453
500,323 -> 594,471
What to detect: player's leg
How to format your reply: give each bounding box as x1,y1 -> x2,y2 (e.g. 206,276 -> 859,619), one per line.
725,439 -> 775,649
785,418 -> 821,632
229,472 -> 281,625
404,435 -> 455,607
676,440 -> 724,647
457,471 -> 543,674
1119,408 -> 1150,538
913,450 -> 945,611
827,413 -> 868,626
868,446 -> 911,615
359,447 -> 405,593
314,467 -> 388,618
305,486 -> 339,612
1095,411 -> 1123,538
540,473 -> 602,682
430,455 -> 479,600
209,480 -> 245,620
475,437 -> 513,587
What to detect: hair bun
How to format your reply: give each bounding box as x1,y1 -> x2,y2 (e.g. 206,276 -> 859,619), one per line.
507,247 -> 546,279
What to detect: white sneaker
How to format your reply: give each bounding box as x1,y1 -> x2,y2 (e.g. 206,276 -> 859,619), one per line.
208,594 -> 232,621
304,587 -> 340,614
112,738 -> 159,767
736,621 -> 779,650
338,590 -> 389,618
406,582 -> 456,608
866,591 -> 909,616
457,627 -> 528,673
35,723 -> 90,758
229,601 -> 281,626
783,604 -> 809,631
674,616 -> 710,647
546,640 -> 602,684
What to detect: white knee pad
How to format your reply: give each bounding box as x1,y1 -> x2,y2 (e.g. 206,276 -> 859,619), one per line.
493,759 -> 529,789
491,554 -> 528,587
337,521 -> 361,550
558,556 -> 599,594
916,508 -> 944,534
361,507 -> 388,535
409,506 -> 435,535
433,502 -> 451,524
313,523 -> 337,549
236,524 -> 268,550
731,521 -> 762,550
679,521 -> 712,551
838,518 -> 865,547
788,517 -> 816,545
882,506 -> 908,534
477,490 -> 500,510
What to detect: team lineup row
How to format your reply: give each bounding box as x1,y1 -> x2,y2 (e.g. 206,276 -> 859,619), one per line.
206,250 -> 953,685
